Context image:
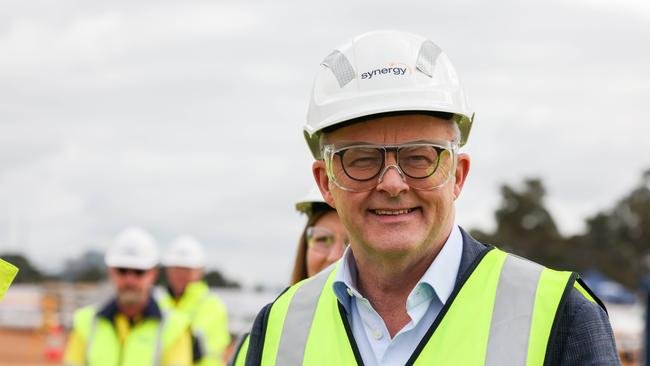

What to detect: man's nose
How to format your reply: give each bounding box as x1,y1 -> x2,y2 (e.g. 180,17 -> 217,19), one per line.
376,164 -> 410,197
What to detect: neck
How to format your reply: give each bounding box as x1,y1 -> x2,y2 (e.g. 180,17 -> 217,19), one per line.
352,226 -> 452,337
118,301 -> 148,320
172,287 -> 185,300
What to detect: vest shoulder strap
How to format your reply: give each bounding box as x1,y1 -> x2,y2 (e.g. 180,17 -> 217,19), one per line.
262,264 -> 336,365
573,277 -> 606,310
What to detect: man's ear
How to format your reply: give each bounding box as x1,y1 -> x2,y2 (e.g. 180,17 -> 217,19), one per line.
453,153 -> 471,200
312,160 -> 336,208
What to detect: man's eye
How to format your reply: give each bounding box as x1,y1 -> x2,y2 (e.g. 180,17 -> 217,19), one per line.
350,157 -> 379,167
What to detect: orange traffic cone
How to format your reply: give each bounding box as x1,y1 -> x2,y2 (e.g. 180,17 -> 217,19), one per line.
43,324 -> 64,362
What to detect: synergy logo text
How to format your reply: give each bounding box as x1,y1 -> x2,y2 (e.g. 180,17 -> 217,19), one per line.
361,63 -> 411,80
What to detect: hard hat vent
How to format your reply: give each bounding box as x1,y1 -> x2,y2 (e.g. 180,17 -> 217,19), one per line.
321,50 -> 356,88
416,41 -> 442,78
123,247 -> 137,256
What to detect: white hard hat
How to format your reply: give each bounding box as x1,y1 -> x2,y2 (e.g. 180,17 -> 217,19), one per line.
295,185 -> 327,214
105,227 -> 159,270
305,30 -> 474,159
162,235 -> 205,268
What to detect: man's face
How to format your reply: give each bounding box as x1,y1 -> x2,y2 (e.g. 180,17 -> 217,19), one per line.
165,267 -> 203,297
108,267 -> 158,306
313,114 -> 470,263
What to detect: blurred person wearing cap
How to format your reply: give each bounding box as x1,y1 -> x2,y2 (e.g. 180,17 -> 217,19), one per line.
158,236 -> 231,366
0,258 -> 18,302
237,31 -> 619,365
63,227 -> 193,366
291,185 -> 348,285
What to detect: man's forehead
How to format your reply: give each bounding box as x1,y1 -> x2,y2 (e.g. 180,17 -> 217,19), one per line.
322,113 -> 456,143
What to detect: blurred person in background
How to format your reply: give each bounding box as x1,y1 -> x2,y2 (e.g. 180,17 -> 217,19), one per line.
0,257 -> 18,302
229,186 -> 348,366
291,185 -> 349,284
64,227 -> 193,366
158,235 -> 231,366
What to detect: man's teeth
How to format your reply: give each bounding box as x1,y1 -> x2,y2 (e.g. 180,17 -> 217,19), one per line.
373,209 -> 413,215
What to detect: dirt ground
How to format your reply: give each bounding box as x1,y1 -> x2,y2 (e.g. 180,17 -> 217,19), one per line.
0,328 -> 65,366
0,327 -> 639,365
0,327 -> 237,365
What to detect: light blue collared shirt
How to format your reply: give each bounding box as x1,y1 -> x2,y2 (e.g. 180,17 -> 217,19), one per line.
332,224 -> 463,366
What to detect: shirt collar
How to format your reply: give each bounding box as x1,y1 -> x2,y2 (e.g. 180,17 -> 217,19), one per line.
333,223 -> 463,314
332,246 -> 360,313
97,293 -> 162,322
414,223 -> 463,305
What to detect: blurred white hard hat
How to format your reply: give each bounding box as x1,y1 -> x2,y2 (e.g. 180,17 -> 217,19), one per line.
295,185 -> 327,214
305,30 -> 474,159
105,227 -> 159,270
162,235 -> 205,268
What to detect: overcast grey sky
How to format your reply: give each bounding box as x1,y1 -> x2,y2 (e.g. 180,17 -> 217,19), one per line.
1,0 -> 649,286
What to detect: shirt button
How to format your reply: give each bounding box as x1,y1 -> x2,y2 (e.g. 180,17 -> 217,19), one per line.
372,329 -> 383,340
346,287 -> 353,296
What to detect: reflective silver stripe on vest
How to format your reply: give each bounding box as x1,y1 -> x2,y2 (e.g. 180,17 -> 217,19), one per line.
191,294 -> 212,359
227,334 -> 248,366
152,311 -> 168,366
321,50 -> 356,88
485,254 -> 544,366
85,314 -> 99,366
275,265 -> 335,365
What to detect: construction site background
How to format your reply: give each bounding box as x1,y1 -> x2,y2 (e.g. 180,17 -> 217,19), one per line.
0,281 -> 645,365
0,282 -> 276,366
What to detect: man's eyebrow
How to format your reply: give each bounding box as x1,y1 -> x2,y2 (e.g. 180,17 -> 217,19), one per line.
329,139 -> 449,147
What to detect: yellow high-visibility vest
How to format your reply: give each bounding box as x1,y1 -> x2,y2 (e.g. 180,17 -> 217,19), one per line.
0,258 -> 18,301
238,248 -> 600,365
68,303 -> 191,366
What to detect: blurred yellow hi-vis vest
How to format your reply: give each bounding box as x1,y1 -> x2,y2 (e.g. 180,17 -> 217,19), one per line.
0,258 -> 18,301
71,305 -> 189,366
158,281 -> 231,366
252,247 -> 598,366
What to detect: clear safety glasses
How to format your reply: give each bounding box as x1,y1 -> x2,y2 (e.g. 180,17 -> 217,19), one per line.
323,140 -> 458,192
306,226 -> 348,254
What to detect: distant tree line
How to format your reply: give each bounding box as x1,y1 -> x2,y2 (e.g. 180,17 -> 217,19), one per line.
471,170 -> 650,289
1,250 -> 241,288
157,268 -> 240,289
3,169 -> 649,289
0,254 -> 48,283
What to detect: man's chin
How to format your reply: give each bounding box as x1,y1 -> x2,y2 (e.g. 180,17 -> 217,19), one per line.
363,236 -> 423,257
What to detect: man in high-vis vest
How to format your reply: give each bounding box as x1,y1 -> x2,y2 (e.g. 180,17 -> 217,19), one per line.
64,227 -> 193,366
0,258 -> 18,302
158,236 -> 231,366
234,31 -> 620,365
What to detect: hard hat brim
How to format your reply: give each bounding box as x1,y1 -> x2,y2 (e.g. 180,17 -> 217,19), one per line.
105,255 -> 158,270
305,106 -> 473,159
